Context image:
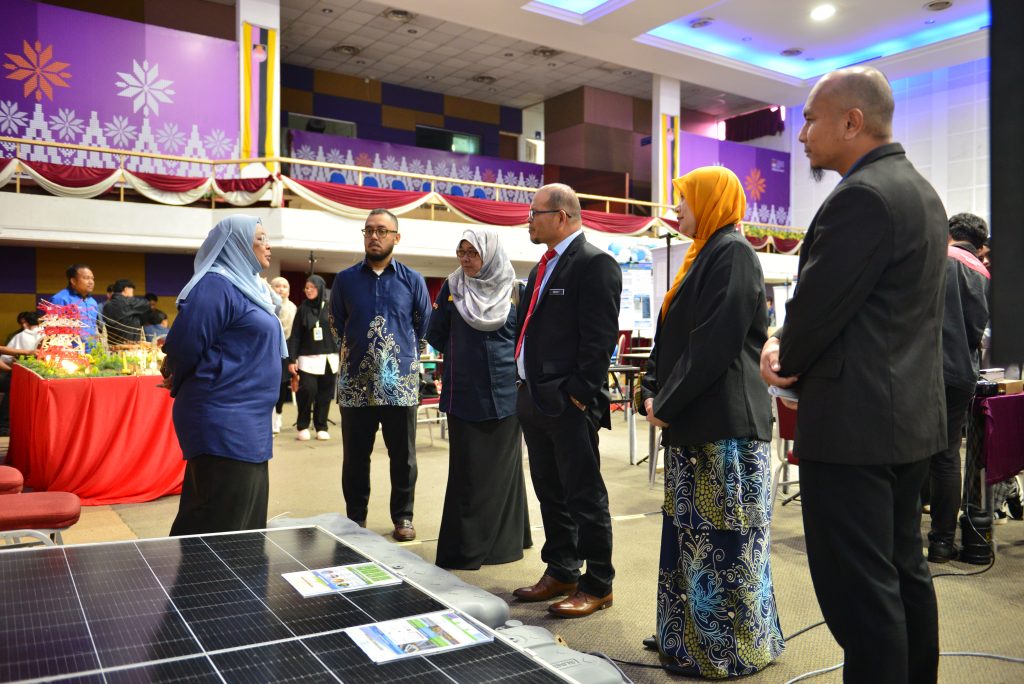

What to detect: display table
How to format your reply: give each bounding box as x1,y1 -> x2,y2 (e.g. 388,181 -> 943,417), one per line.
7,364 -> 184,505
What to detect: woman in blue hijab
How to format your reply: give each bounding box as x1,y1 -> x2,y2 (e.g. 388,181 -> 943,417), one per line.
163,215 -> 286,535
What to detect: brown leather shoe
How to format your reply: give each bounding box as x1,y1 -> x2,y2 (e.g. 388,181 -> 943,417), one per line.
547,590 -> 613,618
512,574 -> 577,602
392,519 -> 415,541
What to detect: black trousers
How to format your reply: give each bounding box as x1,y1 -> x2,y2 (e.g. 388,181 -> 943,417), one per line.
516,384 -> 614,597
341,405 -> 417,523
800,459 -> 939,684
296,369 -> 336,431
927,385 -> 974,545
275,359 -> 291,414
169,455 -> 269,536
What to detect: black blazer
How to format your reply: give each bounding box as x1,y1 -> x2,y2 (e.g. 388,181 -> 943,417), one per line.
516,233 -> 622,428
640,227 -> 772,446
779,143 -> 947,465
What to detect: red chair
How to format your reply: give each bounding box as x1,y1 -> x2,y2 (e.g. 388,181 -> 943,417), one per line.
772,397 -> 800,505
0,465 -> 82,547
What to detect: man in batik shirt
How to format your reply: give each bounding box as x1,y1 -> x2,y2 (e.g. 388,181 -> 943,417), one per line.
330,208 -> 431,541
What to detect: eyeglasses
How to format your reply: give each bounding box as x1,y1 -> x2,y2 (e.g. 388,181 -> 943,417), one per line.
254,234 -> 270,245
362,227 -> 398,238
528,208 -> 563,222
455,249 -> 480,259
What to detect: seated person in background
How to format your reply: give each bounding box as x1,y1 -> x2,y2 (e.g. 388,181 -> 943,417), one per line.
143,309 -> 170,343
103,279 -> 153,342
145,292 -> 160,310
0,311 -> 41,436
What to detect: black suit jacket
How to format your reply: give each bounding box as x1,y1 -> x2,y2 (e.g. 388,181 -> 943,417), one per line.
640,227 -> 772,446
516,233 -> 622,428
779,143 -> 947,465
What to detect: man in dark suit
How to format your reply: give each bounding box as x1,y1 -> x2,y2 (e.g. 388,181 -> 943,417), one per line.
761,66 -> 945,682
512,183 -> 622,618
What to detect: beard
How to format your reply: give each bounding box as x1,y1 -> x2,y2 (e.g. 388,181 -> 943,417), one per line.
810,166 -> 825,182
365,243 -> 395,263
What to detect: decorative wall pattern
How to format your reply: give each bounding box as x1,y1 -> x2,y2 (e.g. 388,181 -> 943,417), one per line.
0,0 -> 239,176
290,130 -> 542,204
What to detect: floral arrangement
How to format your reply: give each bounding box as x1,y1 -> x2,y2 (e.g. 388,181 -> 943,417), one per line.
741,222 -> 807,239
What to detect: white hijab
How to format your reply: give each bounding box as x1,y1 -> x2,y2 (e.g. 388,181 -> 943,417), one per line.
447,227 -> 515,331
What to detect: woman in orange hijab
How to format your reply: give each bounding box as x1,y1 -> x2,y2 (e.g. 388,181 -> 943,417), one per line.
639,166 -> 784,677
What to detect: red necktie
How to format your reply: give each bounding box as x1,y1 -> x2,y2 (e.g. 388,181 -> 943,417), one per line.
515,249 -> 557,359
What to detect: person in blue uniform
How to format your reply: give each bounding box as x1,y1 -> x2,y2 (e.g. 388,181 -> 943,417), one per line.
51,263 -> 100,347
425,227 -> 532,569
163,215 -> 287,535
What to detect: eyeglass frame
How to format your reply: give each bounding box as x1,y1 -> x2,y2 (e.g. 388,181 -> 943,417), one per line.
254,234 -> 270,245
455,248 -> 481,259
362,227 -> 399,238
527,208 -> 565,222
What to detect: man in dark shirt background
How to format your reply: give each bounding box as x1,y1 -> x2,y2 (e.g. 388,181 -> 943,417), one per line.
103,279 -> 153,342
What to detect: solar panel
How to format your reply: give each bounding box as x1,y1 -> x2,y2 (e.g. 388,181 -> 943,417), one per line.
0,527 -> 572,683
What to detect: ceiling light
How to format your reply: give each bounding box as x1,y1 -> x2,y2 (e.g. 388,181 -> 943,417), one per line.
425,75 -> 436,81
622,70 -> 633,76
504,52 -> 515,57
354,59 -> 367,65
923,1 -> 953,10
810,4 -> 836,21
547,62 -> 558,67
471,75 -> 496,84
531,46 -> 561,58
741,36 -> 753,42
780,47 -> 804,57
330,44 -> 362,56
924,18 -> 936,24
320,8 -> 333,14
406,28 -> 418,34
383,8 -> 415,22
689,17 -> 714,29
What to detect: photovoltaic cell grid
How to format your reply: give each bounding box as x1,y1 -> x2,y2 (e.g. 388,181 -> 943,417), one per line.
0,527 -> 570,683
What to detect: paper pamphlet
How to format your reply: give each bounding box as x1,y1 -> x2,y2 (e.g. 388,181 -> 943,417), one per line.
345,610 -> 494,664
282,562 -> 401,597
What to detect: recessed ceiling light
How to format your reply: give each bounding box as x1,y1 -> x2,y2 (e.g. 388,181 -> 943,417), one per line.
689,17 -> 714,29
622,70 -> 633,76
780,47 -> 804,57
383,8 -> 415,22
330,44 -> 362,56
547,62 -> 557,67
923,1 -> 953,11
503,52 -> 515,57
320,8 -> 333,15
532,46 -> 561,58
924,18 -> 936,24
425,75 -> 436,81
354,59 -> 366,65
406,28 -> 418,34
741,36 -> 753,42
810,4 -> 836,21
487,87 -> 497,92
471,75 -> 496,84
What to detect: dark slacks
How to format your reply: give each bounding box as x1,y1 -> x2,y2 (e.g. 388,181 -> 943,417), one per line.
928,385 -> 974,544
800,458 -> 938,684
296,369 -> 336,431
341,405 -> 417,523
516,384 -> 614,597
169,455 -> 269,536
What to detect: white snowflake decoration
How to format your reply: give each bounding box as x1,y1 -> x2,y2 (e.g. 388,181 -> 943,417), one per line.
381,155 -> 399,171
115,60 -> 176,117
325,148 -> 345,164
295,144 -> 315,160
103,115 -> 137,147
48,108 -> 84,141
203,129 -> 232,157
0,100 -> 28,134
155,122 -> 185,152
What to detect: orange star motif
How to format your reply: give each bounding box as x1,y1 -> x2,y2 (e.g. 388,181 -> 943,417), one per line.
4,40 -> 72,102
744,168 -> 766,202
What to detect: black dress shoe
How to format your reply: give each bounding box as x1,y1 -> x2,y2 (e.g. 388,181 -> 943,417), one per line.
927,541 -> 958,563
642,635 -> 658,651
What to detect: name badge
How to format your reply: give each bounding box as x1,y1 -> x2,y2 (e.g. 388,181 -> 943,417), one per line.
312,326 -> 324,341
549,289 -> 565,295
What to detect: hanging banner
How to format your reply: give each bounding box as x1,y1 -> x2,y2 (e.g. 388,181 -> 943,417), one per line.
241,22 -> 277,170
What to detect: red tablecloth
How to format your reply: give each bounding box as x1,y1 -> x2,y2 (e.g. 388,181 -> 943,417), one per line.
7,364 -> 184,505
977,392 -> 1024,485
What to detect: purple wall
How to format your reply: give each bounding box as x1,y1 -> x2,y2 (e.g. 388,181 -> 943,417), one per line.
290,130 -> 543,204
679,132 -> 791,226
0,0 -> 239,176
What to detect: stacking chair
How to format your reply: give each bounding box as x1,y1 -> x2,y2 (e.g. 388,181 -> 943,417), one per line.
0,465 -> 82,547
417,396 -> 448,446
771,397 -> 800,505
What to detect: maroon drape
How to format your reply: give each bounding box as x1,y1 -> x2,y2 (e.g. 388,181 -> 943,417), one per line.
725,107 -> 785,143
130,171 -> 208,192
217,177 -> 273,192
579,209 -> 655,234
745,235 -> 771,250
443,194 -> 529,225
773,237 -> 802,254
290,178 -> 428,209
976,393 -> 1024,485
21,160 -> 117,187
7,365 -> 184,505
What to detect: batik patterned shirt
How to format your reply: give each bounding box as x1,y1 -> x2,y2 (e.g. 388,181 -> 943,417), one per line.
329,259 -> 431,407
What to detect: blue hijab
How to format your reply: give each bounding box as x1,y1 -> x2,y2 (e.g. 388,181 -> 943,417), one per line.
177,214 -> 287,357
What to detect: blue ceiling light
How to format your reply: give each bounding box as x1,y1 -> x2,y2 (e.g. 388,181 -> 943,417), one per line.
639,9 -> 991,80
523,0 -> 635,25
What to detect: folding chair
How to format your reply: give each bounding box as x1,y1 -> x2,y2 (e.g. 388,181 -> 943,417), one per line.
0,466 -> 82,547
417,396 -> 448,446
771,396 -> 800,505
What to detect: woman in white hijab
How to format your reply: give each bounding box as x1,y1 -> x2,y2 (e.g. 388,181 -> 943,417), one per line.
425,227 -> 532,570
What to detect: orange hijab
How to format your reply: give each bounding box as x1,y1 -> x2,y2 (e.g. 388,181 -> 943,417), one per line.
659,166 -> 747,321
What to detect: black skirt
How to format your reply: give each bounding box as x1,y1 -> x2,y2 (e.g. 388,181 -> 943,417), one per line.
436,414 -> 532,570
